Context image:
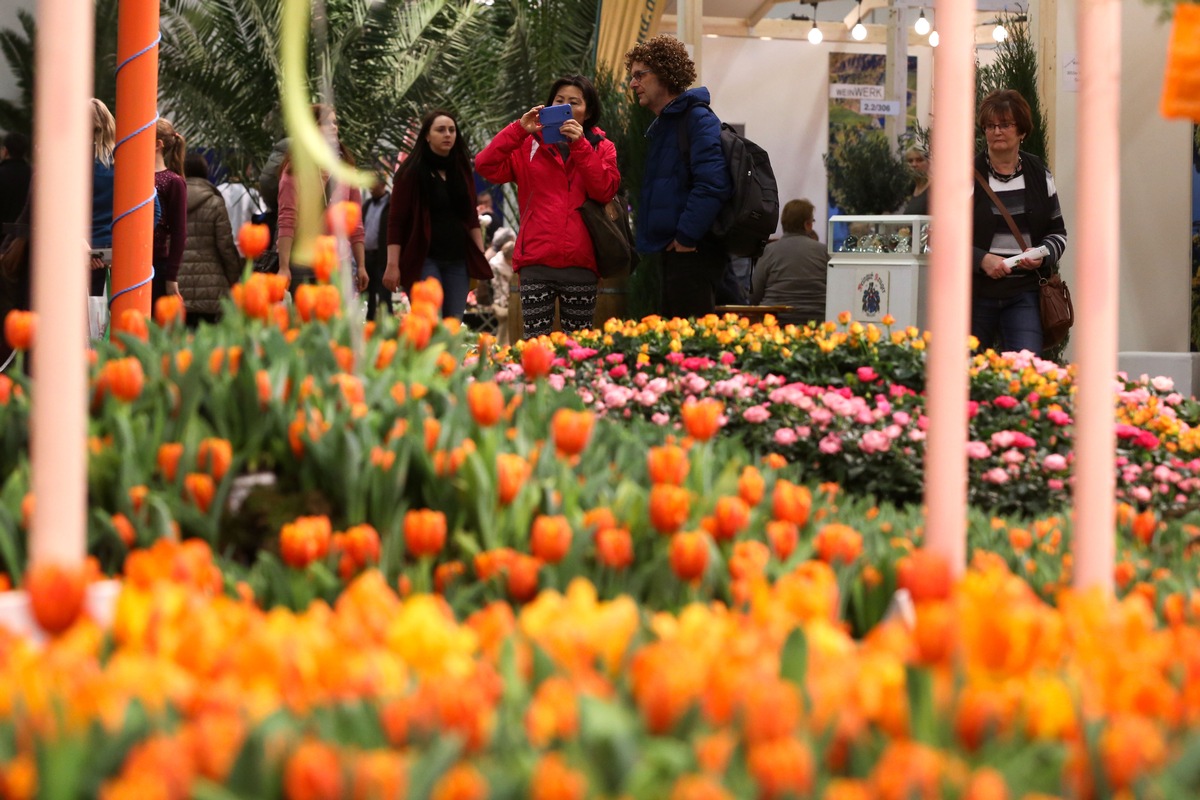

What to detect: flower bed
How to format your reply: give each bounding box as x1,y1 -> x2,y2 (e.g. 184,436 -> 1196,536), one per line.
3,273 -> 1200,797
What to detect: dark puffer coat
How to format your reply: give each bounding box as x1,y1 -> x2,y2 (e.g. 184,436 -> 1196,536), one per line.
180,177 -> 241,315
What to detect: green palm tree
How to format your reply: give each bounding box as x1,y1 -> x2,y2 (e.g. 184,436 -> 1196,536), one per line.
158,0 -> 482,179
0,0 -> 119,140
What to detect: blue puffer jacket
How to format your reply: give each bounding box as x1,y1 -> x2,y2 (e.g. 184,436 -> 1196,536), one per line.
635,87 -> 731,253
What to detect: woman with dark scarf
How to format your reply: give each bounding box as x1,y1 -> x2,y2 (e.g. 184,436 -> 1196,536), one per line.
383,109 -> 490,319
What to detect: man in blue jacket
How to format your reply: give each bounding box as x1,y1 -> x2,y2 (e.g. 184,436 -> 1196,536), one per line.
624,35 -> 730,320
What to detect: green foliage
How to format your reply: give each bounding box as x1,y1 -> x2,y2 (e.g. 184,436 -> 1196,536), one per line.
158,0 -> 479,180
824,126 -> 914,215
976,16 -> 1048,162
0,0 -> 118,141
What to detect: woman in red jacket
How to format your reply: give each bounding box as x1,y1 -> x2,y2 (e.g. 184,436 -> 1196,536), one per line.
476,75 -> 621,338
383,109 -> 490,319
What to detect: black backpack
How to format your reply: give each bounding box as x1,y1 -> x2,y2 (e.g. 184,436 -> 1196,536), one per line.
679,102 -> 780,258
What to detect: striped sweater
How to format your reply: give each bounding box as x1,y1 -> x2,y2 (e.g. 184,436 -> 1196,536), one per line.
971,152 -> 1068,299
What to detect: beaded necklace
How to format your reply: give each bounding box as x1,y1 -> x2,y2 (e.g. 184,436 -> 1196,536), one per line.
985,153 -> 1023,183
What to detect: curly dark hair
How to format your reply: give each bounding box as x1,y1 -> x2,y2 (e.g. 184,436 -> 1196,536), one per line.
623,35 -> 696,96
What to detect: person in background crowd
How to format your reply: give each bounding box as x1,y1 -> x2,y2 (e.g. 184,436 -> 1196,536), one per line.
218,169 -> 263,253
361,173 -> 393,320
903,147 -> 931,215
276,104 -> 368,295
623,34 -> 730,319
487,234 -> 516,346
384,108 -> 491,319
89,99 -> 117,298
476,189 -> 500,243
153,118 -> 188,302
750,198 -> 830,327
0,132 -> 31,228
180,153 -> 240,326
476,75 -> 620,337
971,89 -> 1068,354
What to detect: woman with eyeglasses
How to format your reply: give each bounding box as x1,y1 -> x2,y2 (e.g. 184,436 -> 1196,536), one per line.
971,89 -> 1068,354
475,75 -> 621,338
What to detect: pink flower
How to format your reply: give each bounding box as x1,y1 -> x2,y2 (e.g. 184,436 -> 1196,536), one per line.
993,395 -> 1019,410
1152,375 -> 1175,392
1048,478 -> 1065,490
818,433 -> 842,454
608,364 -> 628,379
859,430 -> 891,454
743,405 -> 772,424
605,353 -> 625,364
651,412 -> 670,426
1042,454 -> 1068,471
856,366 -> 878,382
1132,485 -> 1152,502
982,468 -> 1009,484
1047,410 -> 1072,426
966,441 -> 991,460
568,347 -> 598,361
795,426 -> 811,438
892,411 -> 911,426
1002,449 -> 1025,465
1134,431 -> 1160,450
666,352 -> 684,365
720,352 -> 736,365
774,428 -> 799,445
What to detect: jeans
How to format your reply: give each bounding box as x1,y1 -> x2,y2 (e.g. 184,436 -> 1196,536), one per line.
419,258 -> 469,320
660,244 -> 727,320
971,290 -> 1043,354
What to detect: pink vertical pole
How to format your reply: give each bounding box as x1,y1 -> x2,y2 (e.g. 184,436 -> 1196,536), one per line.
1071,0 -> 1120,592
922,0 -> 976,576
28,0 -> 93,566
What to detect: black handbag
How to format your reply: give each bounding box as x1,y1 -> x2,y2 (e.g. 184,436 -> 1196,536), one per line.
253,249 -> 280,274
579,194 -> 636,278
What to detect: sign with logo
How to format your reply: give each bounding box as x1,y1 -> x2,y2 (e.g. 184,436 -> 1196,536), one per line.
861,99 -> 900,116
830,83 -> 885,100
855,269 -> 889,321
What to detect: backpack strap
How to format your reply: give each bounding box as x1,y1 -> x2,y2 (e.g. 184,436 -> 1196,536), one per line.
676,103 -> 717,184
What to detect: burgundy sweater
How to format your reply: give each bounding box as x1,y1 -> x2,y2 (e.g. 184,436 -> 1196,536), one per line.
153,170 -> 188,281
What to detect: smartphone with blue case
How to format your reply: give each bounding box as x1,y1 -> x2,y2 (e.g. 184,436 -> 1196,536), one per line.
539,104 -> 572,144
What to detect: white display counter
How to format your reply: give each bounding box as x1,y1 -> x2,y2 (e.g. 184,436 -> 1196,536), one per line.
825,215 -> 931,329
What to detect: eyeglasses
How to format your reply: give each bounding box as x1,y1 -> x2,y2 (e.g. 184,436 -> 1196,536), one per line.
627,69 -> 654,85
983,122 -> 1016,133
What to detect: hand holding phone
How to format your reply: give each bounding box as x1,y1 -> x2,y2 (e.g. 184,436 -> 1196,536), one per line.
538,104 -> 572,144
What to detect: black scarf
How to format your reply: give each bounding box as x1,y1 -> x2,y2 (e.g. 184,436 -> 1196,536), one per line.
421,152 -> 469,217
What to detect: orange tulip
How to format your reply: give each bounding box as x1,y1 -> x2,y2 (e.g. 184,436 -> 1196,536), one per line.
430,763 -> 487,800
647,444 -> 689,485
551,408 -> 594,456
738,465 -> 765,506
650,484 -> 691,534
530,515 -> 572,564
814,523 -> 863,565
530,753 -> 586,800
283,740 -> 344,800
410,278 -> 445,314
197,438 -> 233,481
100,357 -> 146,402
680,397 -> 724,441
25,560 -> 87,635
963,769 -> 1009,800
712,496 -> 750,541
311,235 -> 339,283
404,508 -> 447,558
496,453 -> 531,505
3,309 -> 35,351
237,222 -> 270,258
467,381 -> 504,427
595,527 -> 634,570
314,284 -> 341,321
772,480 -> 812,526
294,284 -> 319,322
111,512 -> 136,547
401,312 -> 433,350
521,341 -> 555,380
896,549 -> 952,602
185,472 -> 216,513
1161,3 -> 1200,122
157,442 -> 185,482
0,374 -> 12,405
154,294 -> 186,327
1131,509 -> 1157,546
506,553 -> 542,602
280,515 -> 333,568
349,750 -> 406,800
112,309 -> 149,345
325,201 -> 362,236
669,531 -> 709,582
435,561 -> 466,593
766,520 -> 798,562
670,775 -> 735,800
747,738 -> 814,799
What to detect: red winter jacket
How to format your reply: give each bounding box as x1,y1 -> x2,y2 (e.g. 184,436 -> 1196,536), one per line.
475,121 -> 621,274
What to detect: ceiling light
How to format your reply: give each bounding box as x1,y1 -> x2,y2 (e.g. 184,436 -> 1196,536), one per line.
914,9 -> 931,36
992,23 -> 1008,42
852,21 -> 867,40
928,30 -> 939,47
807,2 -> 823,44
